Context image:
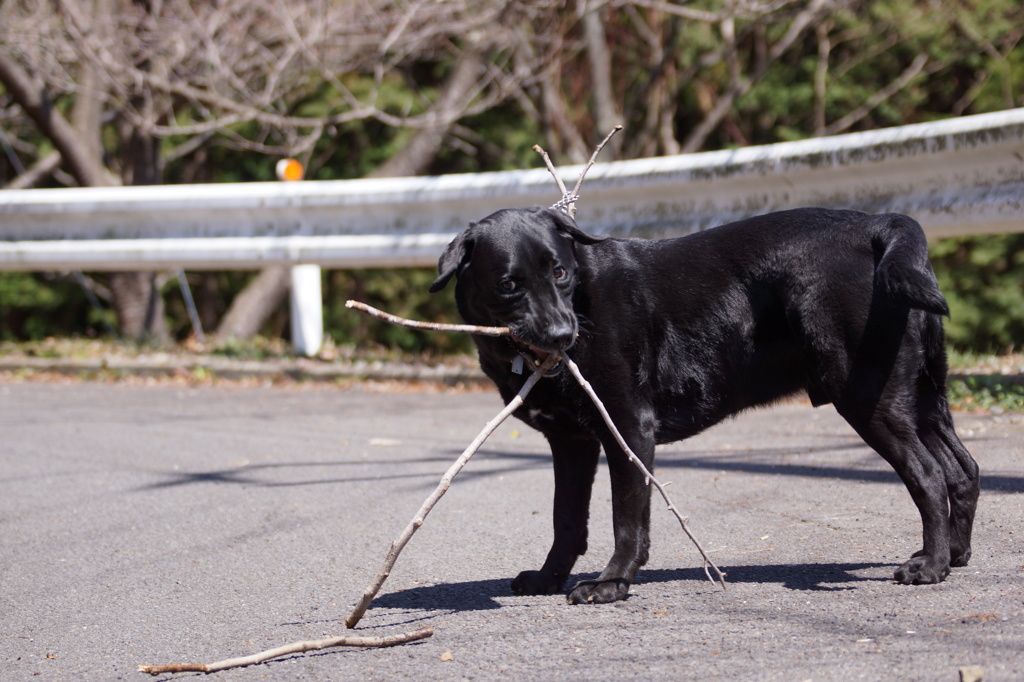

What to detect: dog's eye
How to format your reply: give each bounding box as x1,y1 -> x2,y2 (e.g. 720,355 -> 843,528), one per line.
553,266 -> 567,280
500,280 -> 517,292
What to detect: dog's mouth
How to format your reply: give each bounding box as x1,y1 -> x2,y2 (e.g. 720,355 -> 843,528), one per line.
510,335 -> 565,377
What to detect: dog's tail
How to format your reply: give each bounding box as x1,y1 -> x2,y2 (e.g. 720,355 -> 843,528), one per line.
872,213 -> 949,316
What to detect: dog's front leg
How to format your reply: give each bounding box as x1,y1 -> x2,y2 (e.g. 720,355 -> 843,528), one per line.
568,419 -> 654,604
511,432 -> 600,596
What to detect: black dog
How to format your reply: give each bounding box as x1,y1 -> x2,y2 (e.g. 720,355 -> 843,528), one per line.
429,206 -> 979,604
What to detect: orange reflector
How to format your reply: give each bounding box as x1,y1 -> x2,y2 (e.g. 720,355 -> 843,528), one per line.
276,158 -> 304,182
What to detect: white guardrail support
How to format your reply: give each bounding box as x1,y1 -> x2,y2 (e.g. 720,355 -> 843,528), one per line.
2,108 -> 1024,352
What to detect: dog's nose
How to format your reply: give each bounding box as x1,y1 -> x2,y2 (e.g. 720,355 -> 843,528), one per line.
546,323 -> 577,351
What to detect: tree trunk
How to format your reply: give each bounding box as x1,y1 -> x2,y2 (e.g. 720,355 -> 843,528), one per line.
112,129 -> 170,342
108,272 -> 167,341
215,266 -> 291,340
116,0 -> 170,342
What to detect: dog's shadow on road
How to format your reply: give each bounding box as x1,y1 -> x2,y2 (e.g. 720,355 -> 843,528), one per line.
640,561 -> 892,592
371,561 -> 890,614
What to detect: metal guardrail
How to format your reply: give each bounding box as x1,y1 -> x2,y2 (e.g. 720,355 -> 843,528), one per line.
2,108 -> 1024,272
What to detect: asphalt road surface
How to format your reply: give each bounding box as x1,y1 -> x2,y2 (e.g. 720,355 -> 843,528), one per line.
2,380 -> 1023,681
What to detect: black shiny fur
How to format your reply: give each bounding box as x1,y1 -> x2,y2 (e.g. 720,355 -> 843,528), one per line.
429,206 -> 979,604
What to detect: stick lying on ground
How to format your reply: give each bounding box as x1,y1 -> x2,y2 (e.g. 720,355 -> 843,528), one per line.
138,628 -> 433,676
344,301 -> 725,629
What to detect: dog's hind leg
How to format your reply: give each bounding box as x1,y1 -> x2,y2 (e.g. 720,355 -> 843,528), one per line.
917,416 -> 978,568
836,397 -> 955,584
825,285 -> 967,583
512,432 -> 601,596
915,379 -> 980,568
918,317 -> 980,567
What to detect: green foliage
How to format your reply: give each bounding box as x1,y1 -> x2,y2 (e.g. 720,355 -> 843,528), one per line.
694,0 -> 1024,148
930,234 -> 1024,353
0,268 -> 470,353
947,375 -> 1024,412
0,273 -> 106,341
431,107 -> 544,175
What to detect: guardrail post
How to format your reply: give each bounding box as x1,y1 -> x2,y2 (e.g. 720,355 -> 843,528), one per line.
290,263 -> 323,357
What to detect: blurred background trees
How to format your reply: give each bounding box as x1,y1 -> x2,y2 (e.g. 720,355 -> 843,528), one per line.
1,0 -> 1022,354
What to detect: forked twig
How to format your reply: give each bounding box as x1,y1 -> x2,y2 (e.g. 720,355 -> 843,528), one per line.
533,125 -> 622,218
138,628 -> 433,675
345,353 -> 560,629
532,144 -> 571,198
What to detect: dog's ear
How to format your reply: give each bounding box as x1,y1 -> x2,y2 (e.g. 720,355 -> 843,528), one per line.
429,228 -> 474,293
545,208 -> 604,245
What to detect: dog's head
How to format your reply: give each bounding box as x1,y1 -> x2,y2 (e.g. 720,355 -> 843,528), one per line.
429,207 -> 603,359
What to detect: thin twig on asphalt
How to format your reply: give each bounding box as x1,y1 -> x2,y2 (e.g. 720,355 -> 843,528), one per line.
137,628 -> 434,675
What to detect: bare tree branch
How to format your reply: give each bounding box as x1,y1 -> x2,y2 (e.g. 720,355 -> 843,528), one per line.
0,52 -> 117,187
2,149 -> 62,189
614,0 -> 798,23
813,20 -> 832,137
822,53 -> 929,136
4,0 -> 539,165
369,48 -> 488,178
681,0 -> 832,153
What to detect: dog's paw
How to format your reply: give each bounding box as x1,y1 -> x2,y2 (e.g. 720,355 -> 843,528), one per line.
894,555 -> 950,584
511,570 -> 564,596
566,578 -> 630,604
950,546 -> 972,568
